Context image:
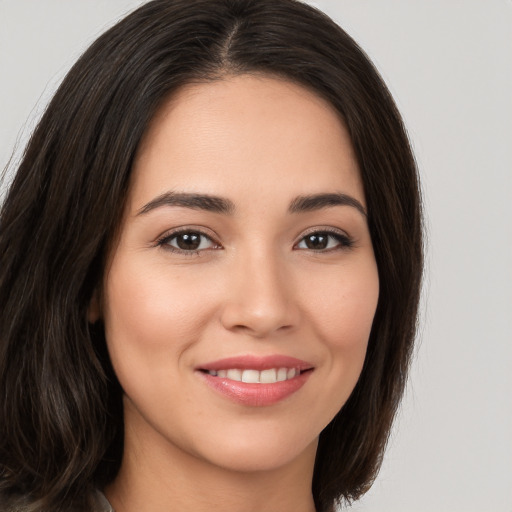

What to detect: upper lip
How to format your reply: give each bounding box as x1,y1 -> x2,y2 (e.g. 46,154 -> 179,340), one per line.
197,355 -> 314,372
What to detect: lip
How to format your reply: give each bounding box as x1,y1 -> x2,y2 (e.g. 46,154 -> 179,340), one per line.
196,355 -> 314,407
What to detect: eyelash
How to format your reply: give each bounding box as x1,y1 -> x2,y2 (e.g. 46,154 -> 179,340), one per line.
296,228 -> 354,252
156,228 -> 354,255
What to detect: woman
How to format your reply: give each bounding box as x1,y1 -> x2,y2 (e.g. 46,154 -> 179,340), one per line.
0,1 -> 423,511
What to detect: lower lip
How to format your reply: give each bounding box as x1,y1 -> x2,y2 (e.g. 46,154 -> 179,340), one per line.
198,371 -> 312,407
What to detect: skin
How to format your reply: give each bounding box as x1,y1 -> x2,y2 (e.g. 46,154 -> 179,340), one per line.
92,75 -> 379,512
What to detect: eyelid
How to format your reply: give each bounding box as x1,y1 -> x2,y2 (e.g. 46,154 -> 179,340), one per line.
298,225 -> 350,239
156,225 -> 219,240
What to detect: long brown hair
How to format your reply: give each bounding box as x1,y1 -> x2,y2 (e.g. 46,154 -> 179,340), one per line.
0,1 -> 423,511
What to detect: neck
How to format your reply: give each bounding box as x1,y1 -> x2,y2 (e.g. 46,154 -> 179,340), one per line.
105,406 -> 317,512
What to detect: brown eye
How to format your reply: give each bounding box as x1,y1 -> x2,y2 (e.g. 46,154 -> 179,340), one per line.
303,233 -> 329,250
175,232 -> 201,250
297,231 -> 352,251
162,231 -> 217,252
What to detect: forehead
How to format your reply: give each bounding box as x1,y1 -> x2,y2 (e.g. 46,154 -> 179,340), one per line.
129,74 -> 364,211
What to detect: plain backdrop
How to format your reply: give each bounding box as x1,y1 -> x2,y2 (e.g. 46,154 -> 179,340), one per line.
1,1 -> 511,511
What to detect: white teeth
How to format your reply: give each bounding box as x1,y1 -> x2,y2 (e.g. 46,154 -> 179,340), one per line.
241,369 -> 260,383
277,368 -> 288,381
207,367 -> 300,383
260,369 -> 277,383
226,369 -> 242,381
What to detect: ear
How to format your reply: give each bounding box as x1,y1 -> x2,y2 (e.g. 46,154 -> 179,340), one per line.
87,289 -> 101,323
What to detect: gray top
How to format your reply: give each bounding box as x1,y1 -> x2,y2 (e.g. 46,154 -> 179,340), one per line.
95,491 -> 115,512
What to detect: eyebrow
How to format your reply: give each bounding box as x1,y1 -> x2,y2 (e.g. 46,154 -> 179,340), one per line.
137,192 -> 235,216
289,193 -> 367,217
137,191 -> 366,217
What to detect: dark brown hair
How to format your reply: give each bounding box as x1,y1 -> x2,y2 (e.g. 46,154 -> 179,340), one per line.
0,1 -> 423,511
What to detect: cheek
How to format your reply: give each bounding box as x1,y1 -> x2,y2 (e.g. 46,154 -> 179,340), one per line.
102,255 -> 216,381
305,259 -> 379,350
301,258 -> 379,402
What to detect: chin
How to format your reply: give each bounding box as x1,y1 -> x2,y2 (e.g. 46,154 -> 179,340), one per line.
185,425 -> 319,474
206,442 -> 316,474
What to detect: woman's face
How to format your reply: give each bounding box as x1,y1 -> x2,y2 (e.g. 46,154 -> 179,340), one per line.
98,75 -> 379,474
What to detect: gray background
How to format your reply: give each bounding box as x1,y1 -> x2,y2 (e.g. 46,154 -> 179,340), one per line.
1,1 -> 511,510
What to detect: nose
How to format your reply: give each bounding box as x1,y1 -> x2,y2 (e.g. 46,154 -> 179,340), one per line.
219,251 -> 300,338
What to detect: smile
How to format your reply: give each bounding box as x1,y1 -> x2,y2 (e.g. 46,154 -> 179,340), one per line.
204,368 -> 300,383
197,355 -> 314,406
